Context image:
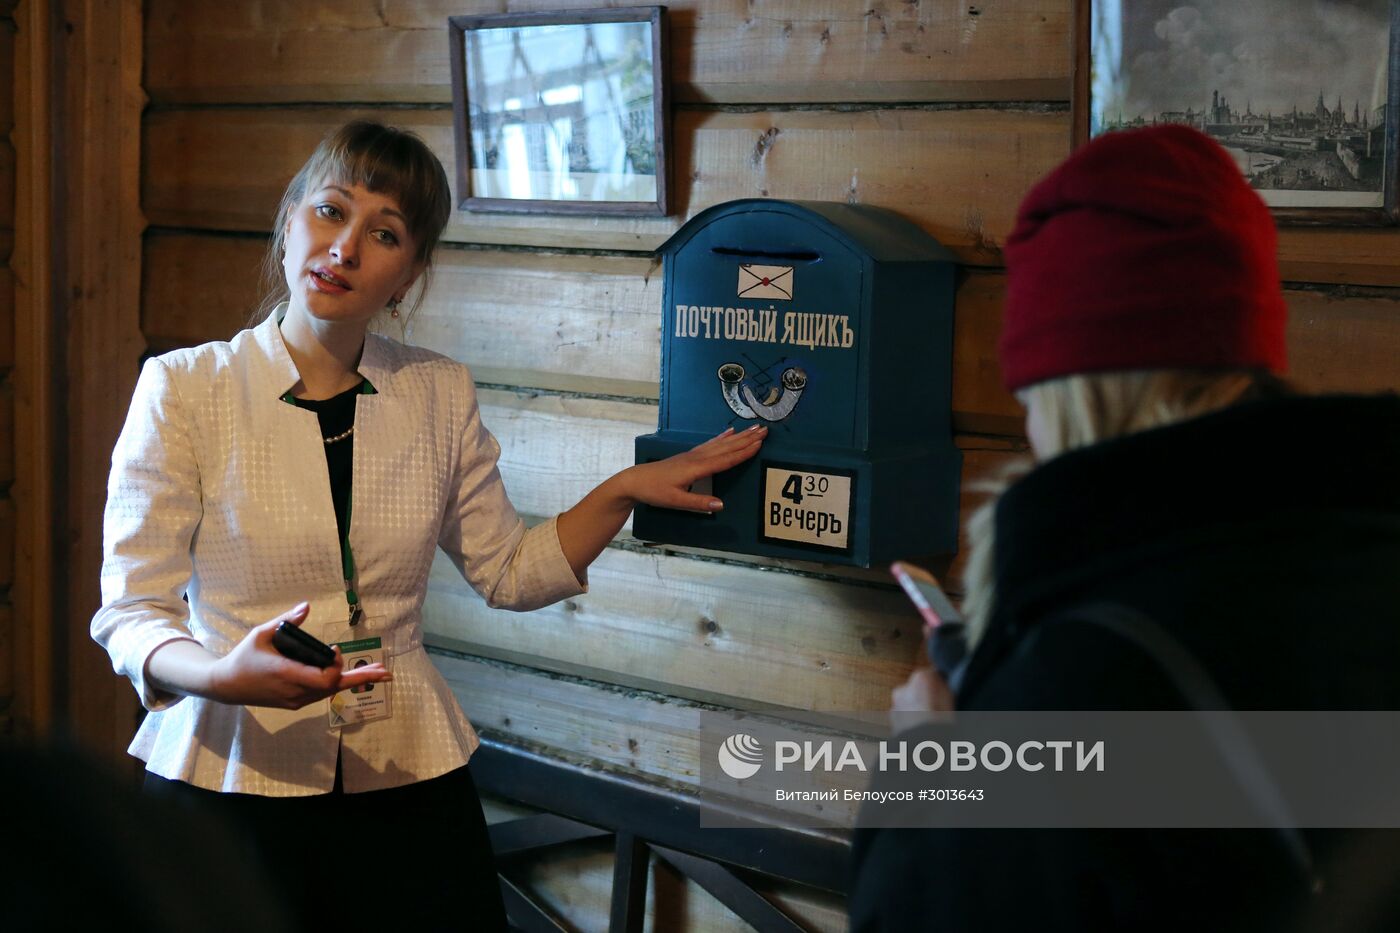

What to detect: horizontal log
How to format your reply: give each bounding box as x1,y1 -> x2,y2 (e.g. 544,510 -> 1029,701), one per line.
145,0 -> 1070,106
479,388 -> 650,531
141,106 -> 1068,263
437,653 -> 869,828
1277,230 -> 1400,288
1287,289 -> 1400,395
440,653 -> 715,781
425,507 -> 955,711
140,234 -> 265,345
142,234 -> 668,399
142,109 -> 1400,285
408,250 -> 663,401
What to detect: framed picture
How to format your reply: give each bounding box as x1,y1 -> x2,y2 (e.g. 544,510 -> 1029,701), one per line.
1072,0 -> 1399,225
448,6 -> 670,216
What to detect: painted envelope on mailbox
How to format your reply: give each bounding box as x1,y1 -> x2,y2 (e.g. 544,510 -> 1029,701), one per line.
737,264 -> 794,301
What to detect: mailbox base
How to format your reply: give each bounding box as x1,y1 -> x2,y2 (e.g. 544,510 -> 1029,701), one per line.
634,431 -> 960,568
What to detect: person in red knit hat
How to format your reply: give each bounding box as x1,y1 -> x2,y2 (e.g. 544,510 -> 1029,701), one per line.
849,125 -> 1400,932
1000,123 -> 1287,390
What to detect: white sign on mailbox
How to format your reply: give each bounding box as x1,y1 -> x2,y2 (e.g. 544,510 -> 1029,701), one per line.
761,465 -> 852,551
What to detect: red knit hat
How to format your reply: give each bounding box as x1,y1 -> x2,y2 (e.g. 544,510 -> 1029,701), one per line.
999,124 -> 1287,391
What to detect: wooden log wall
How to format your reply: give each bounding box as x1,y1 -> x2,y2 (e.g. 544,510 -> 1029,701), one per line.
8,0 -> 51,740
0,2 -> 16,735
139,1 -> 1400,928
9,0 -> 153,750
59,0 -> 147,763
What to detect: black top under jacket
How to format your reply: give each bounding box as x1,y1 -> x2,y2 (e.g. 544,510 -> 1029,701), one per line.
848,393 -> 1400,933
289,381 -> 360,544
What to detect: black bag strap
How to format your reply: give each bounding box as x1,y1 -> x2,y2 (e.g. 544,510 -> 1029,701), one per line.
1042,602 -> 1322,894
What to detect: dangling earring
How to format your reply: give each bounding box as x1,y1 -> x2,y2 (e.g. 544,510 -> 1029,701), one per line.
389,297 -> 401,319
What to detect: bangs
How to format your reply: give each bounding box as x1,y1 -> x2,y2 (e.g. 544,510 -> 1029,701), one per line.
293,122 -> 451,262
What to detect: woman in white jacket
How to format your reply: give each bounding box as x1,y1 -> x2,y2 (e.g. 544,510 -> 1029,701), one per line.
93,121 -> 764,930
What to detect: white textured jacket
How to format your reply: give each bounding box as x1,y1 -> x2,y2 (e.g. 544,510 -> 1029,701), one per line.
92,311 -> 584,795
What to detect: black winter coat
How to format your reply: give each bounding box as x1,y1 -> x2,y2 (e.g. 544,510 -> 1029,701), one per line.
849,394 -> 1400,932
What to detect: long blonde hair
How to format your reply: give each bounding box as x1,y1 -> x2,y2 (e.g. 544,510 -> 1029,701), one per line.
960,369 -> 1287,644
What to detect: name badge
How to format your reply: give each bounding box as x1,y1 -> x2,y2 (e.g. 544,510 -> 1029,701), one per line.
323,623 -> 392,728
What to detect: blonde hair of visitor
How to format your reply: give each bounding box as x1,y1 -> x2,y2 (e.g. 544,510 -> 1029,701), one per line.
253,120 -> 452,325
960,369 -> 1288,645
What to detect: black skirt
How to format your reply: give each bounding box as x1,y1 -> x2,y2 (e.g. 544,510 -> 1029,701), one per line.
144,758 -> 508,932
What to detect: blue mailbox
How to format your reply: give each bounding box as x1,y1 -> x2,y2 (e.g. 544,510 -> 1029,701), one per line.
633,199 -> 960,567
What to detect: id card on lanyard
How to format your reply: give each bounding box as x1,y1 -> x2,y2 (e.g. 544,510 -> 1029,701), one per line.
324,624 -> 393,728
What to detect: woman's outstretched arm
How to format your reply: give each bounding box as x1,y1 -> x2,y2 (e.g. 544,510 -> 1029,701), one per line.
555,425 -> 767,582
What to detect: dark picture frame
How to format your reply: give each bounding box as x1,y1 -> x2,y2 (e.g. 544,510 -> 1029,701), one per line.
448,6 -> 670,216
1071,0 -> 1400,226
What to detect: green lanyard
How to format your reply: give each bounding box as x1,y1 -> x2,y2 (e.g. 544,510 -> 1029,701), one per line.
281,379 -> 376,626
342,489 -> 362,626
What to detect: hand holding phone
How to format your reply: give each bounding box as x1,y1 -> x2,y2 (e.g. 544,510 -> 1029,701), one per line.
890,561 -> 969,682
890,561 -> 963,629
271,620 -> 336,668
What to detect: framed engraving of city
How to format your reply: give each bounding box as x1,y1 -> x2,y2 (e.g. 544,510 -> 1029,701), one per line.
1072,0 -> 1399,225
448,7 -> 670,216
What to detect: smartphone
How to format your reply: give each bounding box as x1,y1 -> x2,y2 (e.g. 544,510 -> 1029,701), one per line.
890,561 -> 963,629
891,561 -> 969,681
272,620 -> 336,668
